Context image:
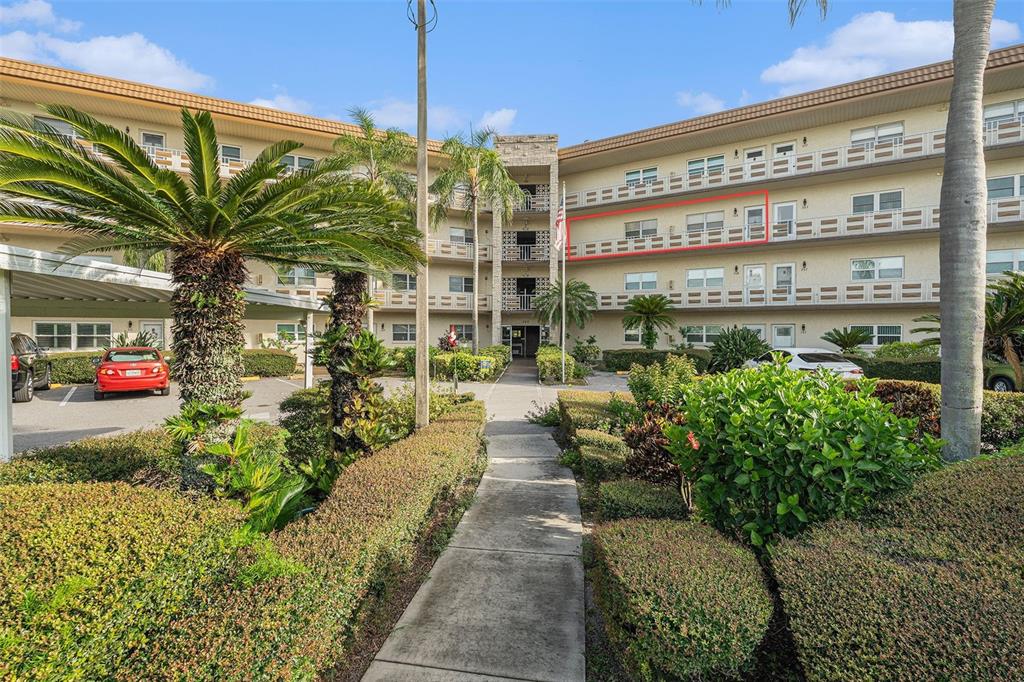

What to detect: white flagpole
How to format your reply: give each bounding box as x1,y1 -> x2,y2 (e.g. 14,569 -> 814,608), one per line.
560,182 -> 567,384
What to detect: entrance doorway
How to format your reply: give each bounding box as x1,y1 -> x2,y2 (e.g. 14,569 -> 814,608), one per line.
502,325 -> 542,358
140,320 -> 165,349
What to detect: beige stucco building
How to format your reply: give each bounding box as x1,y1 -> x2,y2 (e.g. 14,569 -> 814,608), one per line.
1,46 -> 1022,361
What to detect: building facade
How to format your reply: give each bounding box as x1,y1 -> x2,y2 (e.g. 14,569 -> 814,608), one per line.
1,46 -> 1023,358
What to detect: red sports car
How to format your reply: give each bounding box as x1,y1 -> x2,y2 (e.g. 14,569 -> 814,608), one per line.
94,347 -> 171,400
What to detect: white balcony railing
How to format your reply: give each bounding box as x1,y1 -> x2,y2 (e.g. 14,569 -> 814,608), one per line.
593,280 -> 941,310
503,294 -> 537,311
503,244 -> 550,261
426,239 -> 491,261
568,197 -> 1024,258
564,121 -> 1024,211
372,290 -> 490,311
515,192 -> 552,212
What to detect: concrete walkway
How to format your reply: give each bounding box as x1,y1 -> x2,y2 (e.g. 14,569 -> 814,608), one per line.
363,359 -> 586,682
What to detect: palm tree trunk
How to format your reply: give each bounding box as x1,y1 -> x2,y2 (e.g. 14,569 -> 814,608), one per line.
939,0 -> 994,461
471,198 -> 480,354
328,270 -> 366,454
414,0 -> 430,429
169,248 -> 246,406
1004,336 -> 1024,390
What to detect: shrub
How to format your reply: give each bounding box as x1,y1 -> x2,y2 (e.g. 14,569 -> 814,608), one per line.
773,454 -> 1024,680
852,356 -> 941,383
574,429 -> 629,456
47,348 -> 296,384
478,344 -> 512,369
592,519 -> 772,680
47,351 -> 101,384
598,480 -> 688,520
557,390 -> 633,437
871,340 -> 938,360
980,391 -> 1024,452
433,352 -> 496,381
626,354 -> 696,406
623,403 -> 685,485
526,400 -> 560,426
570,335 -> 602,367
279,385 -> 332,466
536,344 -> 586,384
665,364 -> 942,550
821,326 -> 874,353
580,445 -> 627,483
0,482 -> 244,679
602,349 -> 669,371
708,326 -> 770,373
240,349 -> 297,377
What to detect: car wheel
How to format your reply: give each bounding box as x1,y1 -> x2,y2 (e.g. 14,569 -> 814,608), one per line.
991,376 -> 1016,392
93,390 -> 104,401
37,364 -> 52,391
159,386 -> 170,396
13,371 -> 33,403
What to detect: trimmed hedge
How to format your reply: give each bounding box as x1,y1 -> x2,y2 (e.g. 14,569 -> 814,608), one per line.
478,344 -> 512,369
47,348 -> 297,384
850,356 -> 941,383
574,428 -> 629,456
537,345 -> 586,384
48,351 -> 100,384
598,480 -> 688,521
433,352 -> 496,381
774,454 -> 1024,680
580,445 -> 626,483
239,349 -> 297,377
135,402 -> 487,679
603,348 -> 710,373
0,482 -> 244,679
592,519 -> 772,680
557,390 -> 632,437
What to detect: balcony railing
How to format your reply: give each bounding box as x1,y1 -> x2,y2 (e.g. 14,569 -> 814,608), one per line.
515,192 -> 552,212
564,120 -> 1024,211
503,244 -> 550,261
426,239 -> 491,261
503,294 -> 537,311
568,197 -> 1024,258
372,290 -> 490,311
593,280 -> 940,310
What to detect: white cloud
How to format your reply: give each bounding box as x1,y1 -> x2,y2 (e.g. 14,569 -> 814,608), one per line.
365,97 -> 466,135
250,91 -> 311,114
738,89 -> 753,106
478,107 -> 517,133
675,90 -> 726,116
761,11 -> 1021,95
0,0 -> 79,32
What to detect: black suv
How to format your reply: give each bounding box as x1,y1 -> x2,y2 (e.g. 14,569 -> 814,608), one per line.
11,333 -> 51,403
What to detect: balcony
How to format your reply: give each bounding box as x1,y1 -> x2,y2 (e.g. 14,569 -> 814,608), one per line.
503,294 -> 537,311
593,280 -> 940,310
515,191 -> 552,213
568,197 -> 1024,259
503,244 -> 550,262
372,290 -> 491,311
564,120 -> 1024,211
426,239 -> 491,261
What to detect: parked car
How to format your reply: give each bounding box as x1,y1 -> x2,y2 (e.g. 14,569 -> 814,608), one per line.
746,347 -> 865,379
11,332 -> 52,403
986,361 -> 1018,392
94,347 -> 171,400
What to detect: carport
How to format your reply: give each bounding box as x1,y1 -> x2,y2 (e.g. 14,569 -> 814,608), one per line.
0,244 -> 322,461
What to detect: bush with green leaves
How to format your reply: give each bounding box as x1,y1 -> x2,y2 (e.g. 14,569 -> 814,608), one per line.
623,402 -> 685,485
708,326 -> 770,373
871,340 -> 939,360
820,326 -> 873,353
239,349 -> 297,377
665,362 -> 942,550
598,479 -> 688,521
592,519 -> 772,681
557,390 -> 634,437
580,445 -> 626,483
626,353 -> 696,406
773,454 -> 1024,680
571,335 -> 602,367
478,344 -> 512,369
603,348 -> 710,373
536,344 -> 586,383
433,352 -> 496,381
852,356 -> 941,383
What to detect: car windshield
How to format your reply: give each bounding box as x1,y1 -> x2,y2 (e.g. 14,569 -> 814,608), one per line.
798,353 -> 849,363
106,350 -> 159,362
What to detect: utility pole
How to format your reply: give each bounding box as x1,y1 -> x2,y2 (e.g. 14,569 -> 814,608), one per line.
413,0 -> 431,428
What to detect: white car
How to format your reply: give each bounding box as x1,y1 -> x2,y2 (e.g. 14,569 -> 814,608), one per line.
745,347 -> 864,379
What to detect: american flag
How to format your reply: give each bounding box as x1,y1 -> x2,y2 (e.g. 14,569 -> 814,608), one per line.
553,196 -> 566,251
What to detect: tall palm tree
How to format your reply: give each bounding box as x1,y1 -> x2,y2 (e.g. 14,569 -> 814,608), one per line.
0,105 -> 414,405
431,129 -> 526,353
623,294 -> 675,350
533,278 -> 597,340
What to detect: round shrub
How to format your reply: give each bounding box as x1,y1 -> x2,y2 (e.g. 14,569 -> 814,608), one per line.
626,353 -> 695,406
773,454 -> 1024,680
623,402 -> 684,485
537,345 -> 586,383
592,519 -> 772,680
598,480 -> 688,520
707,326 -> 770,373
665,363 -> 942,550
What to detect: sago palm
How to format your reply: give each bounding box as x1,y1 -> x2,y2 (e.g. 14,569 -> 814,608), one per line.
623,294 -> 675,350
0,104 -> 416,405
431,129 -> 526,352
533,278 -> 597,339
821,327 -> 874,353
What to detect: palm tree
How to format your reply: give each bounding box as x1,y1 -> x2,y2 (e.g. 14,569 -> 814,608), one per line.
821,327 -> 874,353
414,0 -> 430,429
623,294 -> 674,350
431,129 -> 526,353
534,278 -> 597,340
0,104 -> 414,405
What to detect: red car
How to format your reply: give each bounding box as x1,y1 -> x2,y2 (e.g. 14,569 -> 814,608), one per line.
94,347 -> 171,400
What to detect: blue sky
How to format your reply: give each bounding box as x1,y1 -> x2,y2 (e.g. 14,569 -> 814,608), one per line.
1,0 -> 1021,144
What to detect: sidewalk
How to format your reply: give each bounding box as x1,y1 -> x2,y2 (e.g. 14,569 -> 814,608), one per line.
363,360 -> 586,681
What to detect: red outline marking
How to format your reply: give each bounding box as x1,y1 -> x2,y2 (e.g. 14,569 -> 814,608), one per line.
566,190 -> 770,262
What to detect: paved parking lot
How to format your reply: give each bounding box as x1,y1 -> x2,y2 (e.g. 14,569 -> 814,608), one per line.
13,377 -> 303,452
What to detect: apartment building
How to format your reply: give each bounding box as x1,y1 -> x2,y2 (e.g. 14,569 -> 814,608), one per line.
1,45 -> 1023,357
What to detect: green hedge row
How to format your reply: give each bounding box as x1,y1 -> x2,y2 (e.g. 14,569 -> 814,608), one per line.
602,348 -> 711,373
48,348 -> 297,384
598,480 -> 688,521
580,445 -> 626,483
557,390 -> 631,437
536,345 -> 586,384
592,519 -> 772,680
774,453 -> 1024,680
390,345 -> 511,378
848,356 -> 941,383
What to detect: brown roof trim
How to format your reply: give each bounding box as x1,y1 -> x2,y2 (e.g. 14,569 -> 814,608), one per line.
0,57 -> 444,152
559,44 -> 1024,160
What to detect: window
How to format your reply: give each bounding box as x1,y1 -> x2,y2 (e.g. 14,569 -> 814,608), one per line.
449,276 -> 474,293
624,272 -> 657,291
625,167 -> 658,186
275,322 -> 306,342
984,99 -> 1024,129
392,273 -> 417,291
392,324 -> 416,342
686,211 -> 725,233
684,325 -> 723,345
85,255 -> 114,264
141,132 -> 166,149
75,323 -> 111,349
852,190 -> 903,214
743,324 -> 766,340
624,218 -> 658,239
850,122 -> 904,148
34,322 -> 73,350
686,267 -> 725,288
744,147 -> 764,162
624,329 -> 641,344
850,324 -> 902,346
33,116 -> 76,139
277,266 -> 316,287
33,322 -> 112,350
773,141 -> 796,157
986,249 -> 1024,275
279,155 -> 315,172
687,155 -> 725,178
987,175 -> 1023,199
851,256 -> 905,280
449,227 -> 474,244
220,145 -> 242,162
451,324 -> 474,342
